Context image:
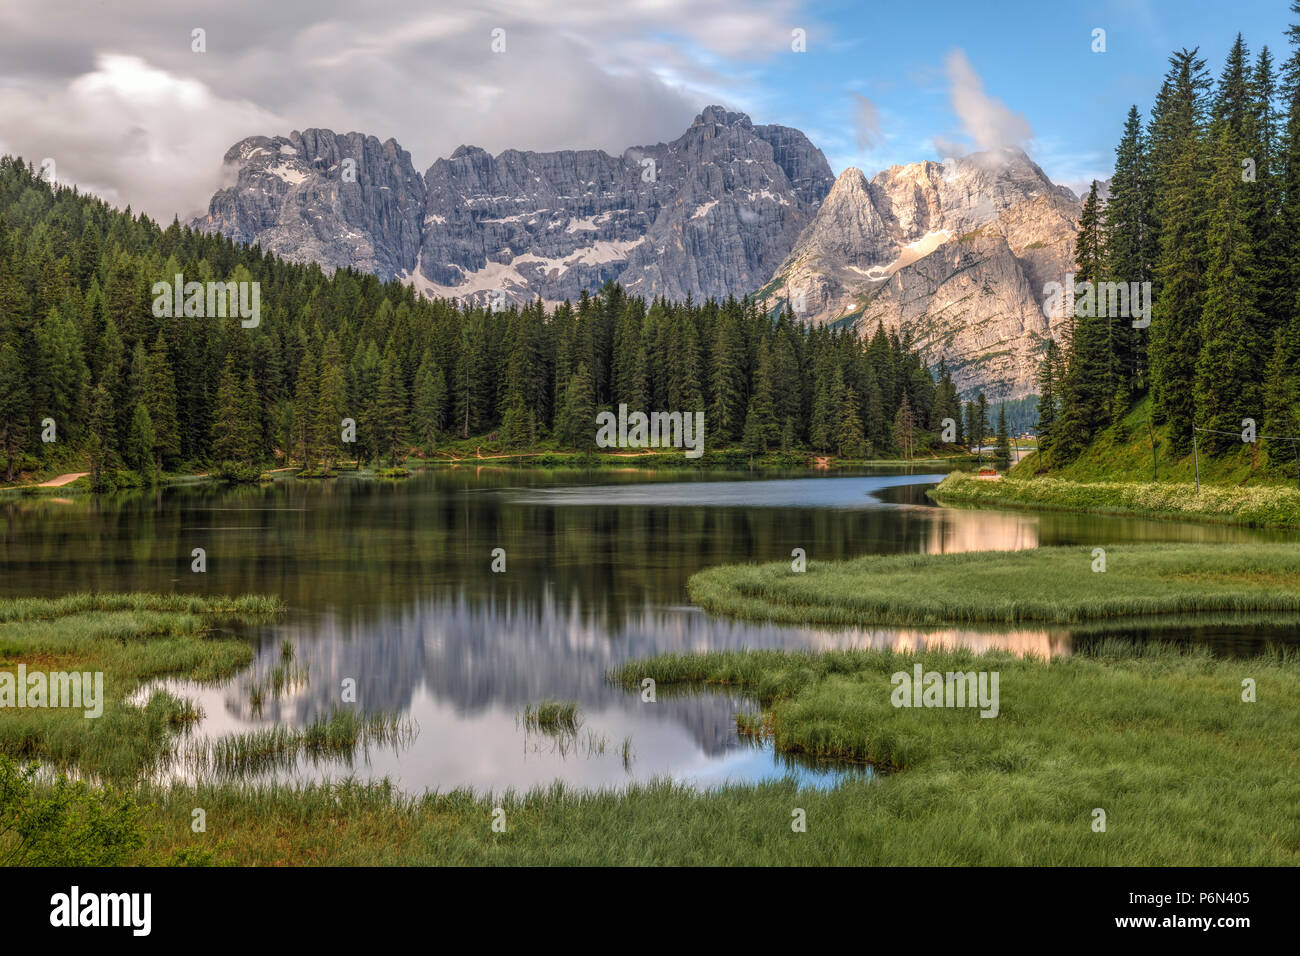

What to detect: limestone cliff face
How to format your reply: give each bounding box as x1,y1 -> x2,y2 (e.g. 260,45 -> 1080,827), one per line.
761,147 -> 1080,399
195,130 -> 427,281
412,106 -> 833,304
195,107 -> 834,306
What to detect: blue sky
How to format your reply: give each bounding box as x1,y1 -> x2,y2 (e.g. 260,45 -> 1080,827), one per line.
696,0 -> 1293,194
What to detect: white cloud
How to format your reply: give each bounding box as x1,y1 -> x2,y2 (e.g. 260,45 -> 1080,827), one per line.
852,94 -> 881,150
0,55 -> 283,221
0,0 -> 812,221
942,48 -> 1034,154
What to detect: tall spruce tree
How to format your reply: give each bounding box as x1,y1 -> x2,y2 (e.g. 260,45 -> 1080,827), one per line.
1196,37 -> 1266,453
0,342 -> 28,481
1035,339 -> 1064,461
1104,105 -> 1155,402
144,333 -> 180,472
1148,48 -> 1212,451
375,345 -> 409,467
1056,181 -> 1112,459
995,404 -> 1011,470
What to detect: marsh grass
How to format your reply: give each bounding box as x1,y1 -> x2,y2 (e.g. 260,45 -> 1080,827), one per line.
0,592 -> 282,623
165,696 -> 204,726
687,542 -> 1300,627
132,637 -> 1299,866
268,662 -> 309,695
0,593 -> 283,782
17,639 -> 1300,866
735,711 -> 771,738
243,655 -> 308,710
9,592 -> 1299,865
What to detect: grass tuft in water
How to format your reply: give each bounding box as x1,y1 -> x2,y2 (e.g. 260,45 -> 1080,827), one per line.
188,711 -> 417,777
520,700 -> 580,735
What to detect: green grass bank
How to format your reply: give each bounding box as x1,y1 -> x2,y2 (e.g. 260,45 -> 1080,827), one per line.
687,543 -> 1300,627
929,471 -> 1300,529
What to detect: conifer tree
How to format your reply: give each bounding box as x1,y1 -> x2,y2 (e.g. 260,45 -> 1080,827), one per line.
749,351 -> 780,446
1104,105 -> 1155,400
1055,181 -> 1111,460
144,333 -> 180,472
86,383 -> 112,488
412,350 -> 447,453
561,363 -> 596,450
1036,340 -> 1064,460
892,392 -> 915,460
709,310 -> 746,443
1262,317 -> 1300,476
809,359 -> 841,452
1149,48 -> 1212,451
315,342 -> 346,471
1195,46 -> 1266,453
995,404 -> 1012,470
838,385 -> 867,458
212,357 -> 252,464
126,402 -> 156,479
34,304 -> 89,451
96,316 -> 125,453
375,346 -> 409,467
780,417 -> 796,453
742,398 -> 765,456
291,353 -> 319,468
0,342 -> 28,481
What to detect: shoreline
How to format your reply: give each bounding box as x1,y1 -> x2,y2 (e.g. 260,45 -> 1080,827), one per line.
0,453 -> 976,494
928,472 -> 1300,530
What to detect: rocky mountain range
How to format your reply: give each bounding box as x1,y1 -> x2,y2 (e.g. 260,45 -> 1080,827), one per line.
758,147 -> 1081,399
195,115 -> 1083,399
193,107 -> 834,306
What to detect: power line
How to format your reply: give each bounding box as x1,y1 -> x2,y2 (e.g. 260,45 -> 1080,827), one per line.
1191,424 -> 1300,493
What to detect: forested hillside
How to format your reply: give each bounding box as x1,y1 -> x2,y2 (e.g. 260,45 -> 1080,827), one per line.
1038,10 -> 1300,477
0,156 -> 965,486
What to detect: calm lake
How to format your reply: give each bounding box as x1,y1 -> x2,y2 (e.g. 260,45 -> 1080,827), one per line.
1,467 -> 1295,793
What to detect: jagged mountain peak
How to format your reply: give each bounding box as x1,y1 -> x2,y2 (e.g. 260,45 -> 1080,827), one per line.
763,147 -> 1082,400
449,145 -> 490,159
826,166 -> 870,194
692,105 -> 753,128
195,111 -> 833,305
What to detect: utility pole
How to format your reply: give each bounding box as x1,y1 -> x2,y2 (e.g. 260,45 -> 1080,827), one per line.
1147,417 -> 1158,482
1192,426 -> 1200,495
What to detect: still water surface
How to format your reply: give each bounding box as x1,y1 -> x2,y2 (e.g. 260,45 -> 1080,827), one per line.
1,468 -> 1294,793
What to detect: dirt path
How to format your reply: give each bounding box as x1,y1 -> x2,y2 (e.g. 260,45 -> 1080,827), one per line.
34,472 -> 89,487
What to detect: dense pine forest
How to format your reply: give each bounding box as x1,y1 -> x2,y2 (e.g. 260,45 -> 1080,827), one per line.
0,156 -> 970,486
1038,8 -> 1300,474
